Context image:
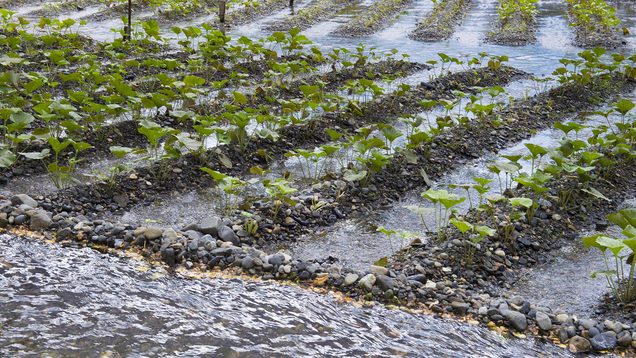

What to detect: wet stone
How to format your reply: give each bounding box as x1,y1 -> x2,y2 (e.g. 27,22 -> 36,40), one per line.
211,248 -> 232,256
580,319 -> 598,330
357,274 -> 375,291
133,227 -> 146,237
200,217 -> 222,236
242,257 -> 254,270
298,271 -> 311,280
162,247 -> 175,266
145,227 -> 162,240
451,302 -> 470,315
30,212 -> 51,231
505,310 -> 528,331
408,274 -> 427,283
517,236 -> 532,247
590,332 -> 617,351
376,275 -> 394,292
134,235 -> 146,246
589,327 -> 600,338
344,274 -> 359,285
14,215 -> 27,225
203,237 -> 216,250
617,331 -> 632,347
370,265 -> 388,276
10,194 -> 37,208
218,226 -> 240,246
569,336 -> 591,353
268,256 -> 282,266
535,311 -> 552,331
57,227 -> 72,238
185,230 -> 202,240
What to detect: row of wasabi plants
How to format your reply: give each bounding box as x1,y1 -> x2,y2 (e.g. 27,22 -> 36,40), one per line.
409,0 -> 471,42
390,93 -> 636,298
2,10 -> 636,297
3,6 -> 636,353
486,0 -> 538,45
566,0 -> 624,48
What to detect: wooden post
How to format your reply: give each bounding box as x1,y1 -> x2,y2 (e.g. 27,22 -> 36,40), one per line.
219,1 -> 226,23
124,0 -> 131,41
289,0 -> 294,7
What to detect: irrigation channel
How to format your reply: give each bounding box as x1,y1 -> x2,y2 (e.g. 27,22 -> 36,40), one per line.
2,0 -> 636,356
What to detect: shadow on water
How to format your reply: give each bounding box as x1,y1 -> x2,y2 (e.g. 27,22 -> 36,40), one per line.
0,234 -> 573,357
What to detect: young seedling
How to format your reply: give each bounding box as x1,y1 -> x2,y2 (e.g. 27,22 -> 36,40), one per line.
404,189 -> 465,243
242,211 -> 259,236
201,168 -> 258,216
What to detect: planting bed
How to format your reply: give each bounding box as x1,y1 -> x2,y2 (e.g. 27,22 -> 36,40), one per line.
3,1 -> 636,357
332,0 -> 415,38
409,0 -> 472,42
566,0 -> 625,49
265,0 -> 359,32
485,7 -> 537,46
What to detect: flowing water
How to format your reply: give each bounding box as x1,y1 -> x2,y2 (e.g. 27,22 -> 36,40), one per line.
0,234 -> 574,357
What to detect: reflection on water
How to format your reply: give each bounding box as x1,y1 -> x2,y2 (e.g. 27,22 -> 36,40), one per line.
0,234 -> 573,357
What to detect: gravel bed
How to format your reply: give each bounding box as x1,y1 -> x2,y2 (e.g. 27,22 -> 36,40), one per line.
332,0 -> 415,38
409,0 -> 472,42
265,0 -> 358,32
484,10 -> 537,46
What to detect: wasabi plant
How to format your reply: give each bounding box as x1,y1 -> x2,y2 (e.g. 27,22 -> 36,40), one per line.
22,138 -> 91,189
449,218 -> 496,265
404,189 -> 465,243
106,146 -> 143,193
201,168 -> 258,216
242,211 -> 259,236
583,209 -> 636,303
377,226 -> 414,262
262,177 -> 297,222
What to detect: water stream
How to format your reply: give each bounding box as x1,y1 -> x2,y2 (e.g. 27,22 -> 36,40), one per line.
0,234 -> 574,357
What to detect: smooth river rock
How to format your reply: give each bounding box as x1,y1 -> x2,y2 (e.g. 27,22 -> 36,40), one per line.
218,225 -> 240,246
344,274 -> 358,285
569,336 -> 591,353
145,227 -> 163,240
29,211 -> 51,231
11,194 -> 37,208
358,274 -> 376,291
590,332 -> 617,351
505,310 -> 528,331
535,311 -> 552,331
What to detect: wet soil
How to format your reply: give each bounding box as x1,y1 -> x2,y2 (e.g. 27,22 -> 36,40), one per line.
332,0 -> 415,38
485,11 -> 537,46
409,0 -> 472,42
